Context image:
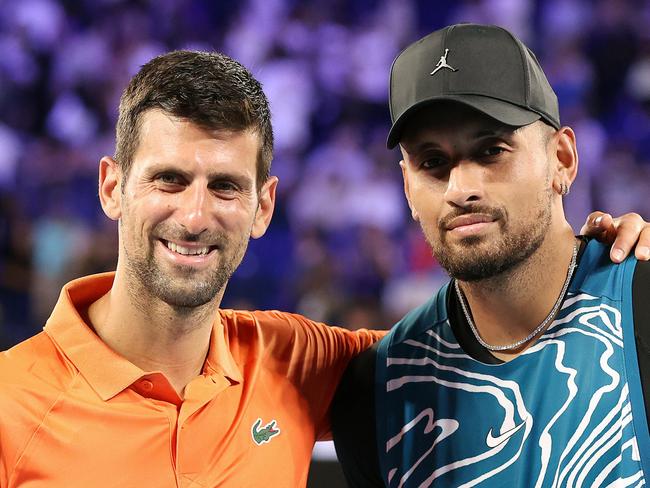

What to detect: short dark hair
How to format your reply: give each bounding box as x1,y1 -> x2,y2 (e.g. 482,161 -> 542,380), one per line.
114,50 -> 273,189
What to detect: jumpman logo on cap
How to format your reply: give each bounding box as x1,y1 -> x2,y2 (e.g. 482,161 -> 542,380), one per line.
430,49 -> 458,75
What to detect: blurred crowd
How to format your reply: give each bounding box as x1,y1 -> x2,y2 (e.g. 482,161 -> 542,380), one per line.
1,0 -> 649,348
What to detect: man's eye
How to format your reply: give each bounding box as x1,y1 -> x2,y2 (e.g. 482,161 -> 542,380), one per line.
421,157 -> 447,170
481,146 -> 506,157
157,173 -> 182,185
210,181 -> 238,192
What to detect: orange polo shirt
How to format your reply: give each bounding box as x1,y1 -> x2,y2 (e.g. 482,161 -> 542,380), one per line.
0,273 -> 383,488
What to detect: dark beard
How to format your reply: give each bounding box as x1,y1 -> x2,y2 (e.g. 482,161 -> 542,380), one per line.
123,224 -> 249,310
429,195 -> 552,282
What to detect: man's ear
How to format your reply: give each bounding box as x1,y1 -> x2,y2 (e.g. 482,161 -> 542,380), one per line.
251,176 -> 278,239
551,126 -> 578,195
99,156 -> 122,220
400,159 -> 419,222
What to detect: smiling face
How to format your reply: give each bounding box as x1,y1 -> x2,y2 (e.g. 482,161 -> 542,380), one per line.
100,109 -> 276,309
399,103 -> 566,281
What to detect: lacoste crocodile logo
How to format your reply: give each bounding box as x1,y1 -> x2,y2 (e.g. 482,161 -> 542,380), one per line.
251,418 -> 280,445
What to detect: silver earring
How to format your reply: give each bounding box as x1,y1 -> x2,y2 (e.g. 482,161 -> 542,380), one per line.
560,183 -> 570,196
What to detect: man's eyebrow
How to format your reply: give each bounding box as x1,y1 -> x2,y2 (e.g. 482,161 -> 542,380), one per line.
403,141 -> 442,155
141,163 -> 186,176
404,128 -> 514,153
143,164 -> 254,185
473,128 -> 515,139
207,171 -> 253,183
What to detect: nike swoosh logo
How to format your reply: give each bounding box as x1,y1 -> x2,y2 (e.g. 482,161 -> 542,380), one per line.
485,418 -> 527,448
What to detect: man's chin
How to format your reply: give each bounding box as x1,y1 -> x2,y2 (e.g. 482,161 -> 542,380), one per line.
155,284 -> 221,309
136,267 -> 225,309
433,237 -> 510,281
435,236 -> 541,282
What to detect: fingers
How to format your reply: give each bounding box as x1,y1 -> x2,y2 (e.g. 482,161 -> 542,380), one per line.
581,212 -> 616,243
609,213 -> 645,262
580,211 -> 650,262
633,225 -> 650,261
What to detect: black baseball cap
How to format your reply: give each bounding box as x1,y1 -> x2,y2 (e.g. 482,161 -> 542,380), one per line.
387,23 -> 560,149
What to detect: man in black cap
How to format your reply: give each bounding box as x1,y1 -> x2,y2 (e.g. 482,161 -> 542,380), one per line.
332,24 -> 649,487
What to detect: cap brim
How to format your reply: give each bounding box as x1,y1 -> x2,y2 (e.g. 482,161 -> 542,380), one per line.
386,95 -> 543,149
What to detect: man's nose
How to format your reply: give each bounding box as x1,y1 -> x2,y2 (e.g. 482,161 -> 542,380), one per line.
444,162 -> 484,207
176,184 -> 211,235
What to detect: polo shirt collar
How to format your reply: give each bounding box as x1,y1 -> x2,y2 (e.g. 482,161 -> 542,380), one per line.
205,316 -> 243,384
45,273 -> 242,401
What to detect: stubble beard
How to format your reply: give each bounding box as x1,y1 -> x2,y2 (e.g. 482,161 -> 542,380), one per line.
426,190 -> 553,282
123,223 -> 250,311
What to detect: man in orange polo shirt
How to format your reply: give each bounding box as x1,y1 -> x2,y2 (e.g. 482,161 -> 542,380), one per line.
0,50 -> 647,488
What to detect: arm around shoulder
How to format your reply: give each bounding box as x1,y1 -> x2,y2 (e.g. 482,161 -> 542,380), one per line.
331,342 -> 385,487
249,310 -> 385,440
